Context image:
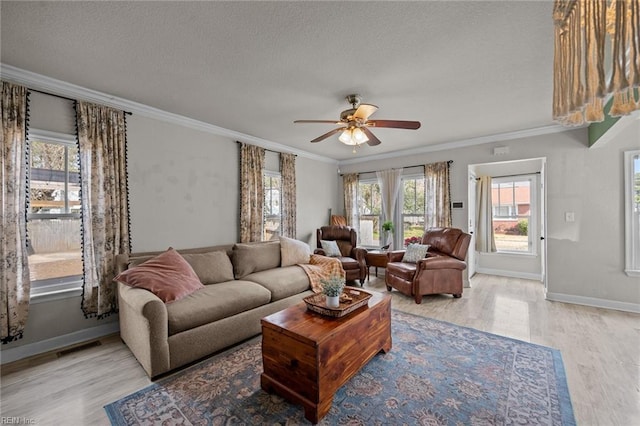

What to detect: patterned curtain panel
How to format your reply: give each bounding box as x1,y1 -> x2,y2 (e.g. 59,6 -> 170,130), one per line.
553,0 -> 640,125
280,153 -> 296,238
476,176 -> 496,253
76,101 -> 130,318
0,81 -> 31,343
343,173 -> 358,229
425,161 -> 452,229
239,143 -> 265,243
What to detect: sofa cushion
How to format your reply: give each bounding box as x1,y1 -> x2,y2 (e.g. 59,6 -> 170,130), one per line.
280,236 -> 311,267
232,241 -> 281,279
242,266 -> 310,301
166,280 -> 272,335
180,251 -> 234,284
114,248 -> 204,303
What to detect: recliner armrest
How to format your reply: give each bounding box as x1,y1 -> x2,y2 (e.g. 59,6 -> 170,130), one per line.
388,250 -> 405,262
416,255 -> 467,271
351,247 -> 367,264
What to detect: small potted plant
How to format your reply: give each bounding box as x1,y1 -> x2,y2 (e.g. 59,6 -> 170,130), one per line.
320,275 -> 345,308
382,221 -> 394,249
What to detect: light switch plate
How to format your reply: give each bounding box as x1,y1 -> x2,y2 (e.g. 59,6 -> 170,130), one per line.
565,212 -> 575,222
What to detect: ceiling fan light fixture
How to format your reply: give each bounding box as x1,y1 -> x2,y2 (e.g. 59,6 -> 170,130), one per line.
338,127 -> 369,146
353,127 -> 368,143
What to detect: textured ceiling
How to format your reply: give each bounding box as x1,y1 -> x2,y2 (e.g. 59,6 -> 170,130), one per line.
1,1 -> 556,161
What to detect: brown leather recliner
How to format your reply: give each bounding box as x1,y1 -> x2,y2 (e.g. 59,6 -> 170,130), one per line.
385,227 -> 471,304
315,225 -> 367,286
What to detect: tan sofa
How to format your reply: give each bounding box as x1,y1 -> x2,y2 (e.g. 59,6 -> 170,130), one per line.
115,241 -> 314,378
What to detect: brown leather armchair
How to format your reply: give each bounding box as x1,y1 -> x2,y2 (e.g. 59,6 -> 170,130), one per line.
385,227 -> 471,304
315,225 -> 367,285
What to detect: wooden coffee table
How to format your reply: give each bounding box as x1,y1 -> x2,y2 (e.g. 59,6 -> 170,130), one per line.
260,289 -> 392,423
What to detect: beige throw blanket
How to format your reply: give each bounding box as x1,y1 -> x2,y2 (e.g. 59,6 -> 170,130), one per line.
299,254 -> 345,293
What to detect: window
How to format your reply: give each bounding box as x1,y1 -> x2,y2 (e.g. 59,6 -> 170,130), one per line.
263,172 -> 281,241
27,131 -> 82,295
357,179 -> 382,246
625,150 -> 640,277
402,176 -> 425,246
491,176 -> 535,254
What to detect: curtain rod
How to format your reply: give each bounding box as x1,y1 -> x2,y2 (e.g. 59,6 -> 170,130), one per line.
235,141 -> 297,156
340,160 -> 453,176
475,171 -> 540,180
28,88 -> 132,115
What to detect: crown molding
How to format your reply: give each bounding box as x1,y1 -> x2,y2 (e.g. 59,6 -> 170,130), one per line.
1,64 -> 337,164
3,63 -> 579,167
337,123 -> 574,166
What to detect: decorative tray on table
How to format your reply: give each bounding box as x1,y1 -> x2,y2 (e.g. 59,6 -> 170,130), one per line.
303,288 -> 373,318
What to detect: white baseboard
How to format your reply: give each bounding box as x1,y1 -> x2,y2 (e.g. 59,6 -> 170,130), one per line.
0,322 -> 120,365
545,292 -> 640,314
476,267 -> 542,281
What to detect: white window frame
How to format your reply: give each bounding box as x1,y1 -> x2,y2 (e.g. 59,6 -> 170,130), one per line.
491,175 -> 537,256
27,129 -> 83,299
624,150 -> 640,277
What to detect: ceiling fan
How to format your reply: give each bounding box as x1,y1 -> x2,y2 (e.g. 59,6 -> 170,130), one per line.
294,94 -> 421,150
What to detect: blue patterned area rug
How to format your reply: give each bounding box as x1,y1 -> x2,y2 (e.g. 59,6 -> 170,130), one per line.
105,310 -> 575,425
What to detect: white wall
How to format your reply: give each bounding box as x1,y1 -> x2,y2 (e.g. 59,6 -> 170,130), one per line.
295,156 -> 340,247
127,115 -> 338,251
339,127 -> 640,310
127,115 -> 240,251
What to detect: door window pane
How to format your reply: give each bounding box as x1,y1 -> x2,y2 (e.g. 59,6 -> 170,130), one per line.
491,179 -> 531,252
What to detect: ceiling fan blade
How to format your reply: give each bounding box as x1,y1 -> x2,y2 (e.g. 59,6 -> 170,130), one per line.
367,120 -> 421,130
294,120 -> 344,124
361,127 -> 381,146
310,127 -> 344,143
353,104 -> 378,120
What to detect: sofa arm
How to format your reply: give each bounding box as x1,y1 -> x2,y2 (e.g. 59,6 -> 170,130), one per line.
417,255 -> 467,271
388,250 -> 405,262
117,282 -> 170,377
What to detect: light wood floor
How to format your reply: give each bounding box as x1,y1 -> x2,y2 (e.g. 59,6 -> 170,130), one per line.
1,274 -> 639,425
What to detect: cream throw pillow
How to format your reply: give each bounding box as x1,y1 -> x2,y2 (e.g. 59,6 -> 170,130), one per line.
402,243 -> 430,263
280,236 -> 311,267
320,240 -> 342,257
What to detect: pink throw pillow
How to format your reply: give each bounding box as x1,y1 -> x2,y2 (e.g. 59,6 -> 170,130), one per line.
114,247 -> 204,303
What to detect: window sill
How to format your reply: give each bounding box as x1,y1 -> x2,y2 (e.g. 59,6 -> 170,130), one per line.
624,269 -> 640,278
30,287 -> 82,304
481,251 -> 538,258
